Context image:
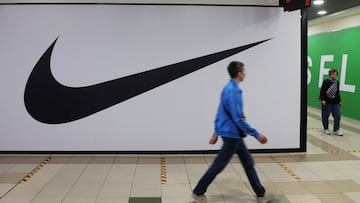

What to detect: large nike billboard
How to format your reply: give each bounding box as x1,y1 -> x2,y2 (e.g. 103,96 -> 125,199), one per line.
0,4 -> 304,152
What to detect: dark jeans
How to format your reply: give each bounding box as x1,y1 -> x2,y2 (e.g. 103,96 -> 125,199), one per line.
322,104 -> 341,131
193,137 -> 265,197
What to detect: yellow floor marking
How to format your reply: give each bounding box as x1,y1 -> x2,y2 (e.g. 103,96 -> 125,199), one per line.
271,156 -> 301,182
329,150 -> 360,153
161,157 -> 167,184
20,156 -> 53,183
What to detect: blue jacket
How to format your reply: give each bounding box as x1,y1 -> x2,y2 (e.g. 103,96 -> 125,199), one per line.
214,79 -> 260,139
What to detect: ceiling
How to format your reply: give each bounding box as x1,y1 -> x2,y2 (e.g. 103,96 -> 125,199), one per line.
1,0 -> 359,20
307,0 -> 360,20
0,0 -> 279,5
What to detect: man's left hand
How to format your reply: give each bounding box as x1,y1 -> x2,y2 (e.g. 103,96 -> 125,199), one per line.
209,134 -> 218,144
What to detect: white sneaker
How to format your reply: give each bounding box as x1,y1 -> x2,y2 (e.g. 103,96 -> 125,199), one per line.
192,193 -> 207,203
323,129 -> 331,135
257,192 -> 275,203
333,131 -> 344,136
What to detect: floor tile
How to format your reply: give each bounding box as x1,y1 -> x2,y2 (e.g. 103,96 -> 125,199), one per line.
313,170 -> 348,180
204,194 -> 225,202
263,171 -> 297,182
295,171 -> 322,181
184,165 -> 208,184
8,164 -> 38,173
217,182 -> 252,195
95,197 -> 129,203
300,181 -> 337,194
105,165 -> 136,184
324,161 -> 360,170
184,157 -> 206,164
49,156 -> 71,164
291,154 -> 338,162
222,194 -> 255,203
166,164 -> 187,174
0,183 -> 15,197
62,197 -> 97,203
5,183 -> 44,197
67,183 -> 103,197
165,173 -> 189,184
104,174 -> 135,184
190,182 -> 222,196
345,192 -> 360,202
161,183 -> 190,197
113,157 -> 138,164
137,158 -> 160,164
268,194 -> 292,203
327,180 -> 360,192
285,194 -> 322,203
98,183 -> 132,197
161,196 -> 193,203
306,143 -> 327,154
77,173 -> 108,184
273,156 -> 298,163
340,169 -> 360,180
0,196 -> 34,203
131,184 -> 161,197
37,183 -> 73,197
164,157 -> 185,164
351,152 -> 360,158
67,157 -> 93,164
49,174 -> 80,184
0,164 -> 13,173
333,153 -> 360,161
90,157 -> 115,164
253,156 -> 278,163
257,163 -> 284,172
0,173 -> 26,184
273,182 -> 310,195
31,196 -> 64,203
0,157 -> 26,164
315,193 -> 355,203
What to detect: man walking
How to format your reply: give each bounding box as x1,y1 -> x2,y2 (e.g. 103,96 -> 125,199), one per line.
319,68 -> 343,136
192,61 -> 273,203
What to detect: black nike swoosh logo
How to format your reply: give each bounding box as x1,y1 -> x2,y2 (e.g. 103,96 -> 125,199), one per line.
24,38 -> 271,124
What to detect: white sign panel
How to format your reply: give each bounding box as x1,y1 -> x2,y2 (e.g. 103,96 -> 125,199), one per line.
0,5 -> 301,151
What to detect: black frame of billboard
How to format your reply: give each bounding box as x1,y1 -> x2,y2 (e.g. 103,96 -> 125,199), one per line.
0,3 -> 307,154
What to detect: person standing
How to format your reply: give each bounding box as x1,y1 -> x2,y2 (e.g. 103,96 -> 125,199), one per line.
192,61 -> 273,203
319,68 -> 343,136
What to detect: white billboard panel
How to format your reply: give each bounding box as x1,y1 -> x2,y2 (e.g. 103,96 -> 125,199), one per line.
0,5 -> 302,151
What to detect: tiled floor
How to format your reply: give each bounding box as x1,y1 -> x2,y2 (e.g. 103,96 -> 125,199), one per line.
1,108 -> 360,203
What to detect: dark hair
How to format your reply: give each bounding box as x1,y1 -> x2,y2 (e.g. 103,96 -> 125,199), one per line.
227,61 -> 244,78
328,68 -> 338,75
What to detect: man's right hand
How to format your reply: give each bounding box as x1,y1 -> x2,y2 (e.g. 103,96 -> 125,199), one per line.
257,134 -> 268,144
321,100 -> 326,106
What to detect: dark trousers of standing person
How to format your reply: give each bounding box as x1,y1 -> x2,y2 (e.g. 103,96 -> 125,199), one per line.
322,104 -> 341,131
193,137 -> 265,197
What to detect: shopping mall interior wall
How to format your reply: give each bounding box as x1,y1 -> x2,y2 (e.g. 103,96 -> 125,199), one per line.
308,6 -> 360,121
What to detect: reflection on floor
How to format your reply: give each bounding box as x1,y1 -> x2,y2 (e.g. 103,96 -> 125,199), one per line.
0,109 -> 360,203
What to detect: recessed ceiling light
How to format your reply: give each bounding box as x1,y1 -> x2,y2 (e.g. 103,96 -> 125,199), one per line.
313,0 -> 324,5
318,10 -> 327,15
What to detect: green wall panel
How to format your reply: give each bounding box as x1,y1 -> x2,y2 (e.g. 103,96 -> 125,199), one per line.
308,26 -> 360,121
